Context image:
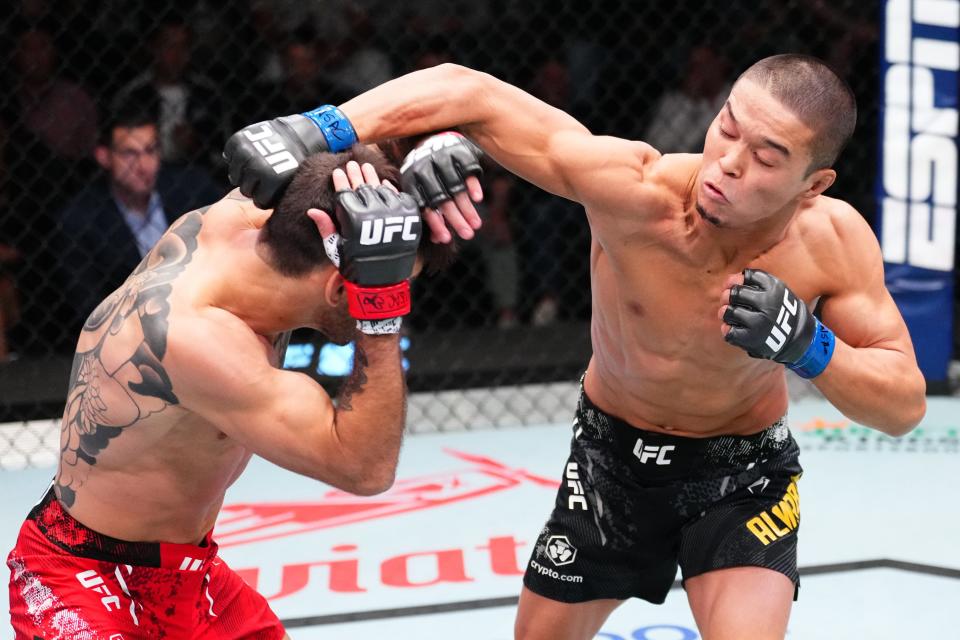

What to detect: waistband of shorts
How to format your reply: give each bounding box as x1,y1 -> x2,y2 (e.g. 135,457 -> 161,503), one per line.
575,384 -> 793,472
26,485 -> 218,570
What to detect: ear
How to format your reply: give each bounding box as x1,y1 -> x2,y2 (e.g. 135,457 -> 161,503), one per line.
801,168 -> 836,200
94,145 -> 110,171
321,265 -> 345,308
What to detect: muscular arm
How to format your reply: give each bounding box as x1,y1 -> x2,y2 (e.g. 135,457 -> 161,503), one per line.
170,315 -> 405,495
811,211 -> 926,436
340,64 -> 660,227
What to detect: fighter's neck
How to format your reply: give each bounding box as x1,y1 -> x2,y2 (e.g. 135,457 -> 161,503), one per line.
203,233 -> 326,336
683,166 -> 799,267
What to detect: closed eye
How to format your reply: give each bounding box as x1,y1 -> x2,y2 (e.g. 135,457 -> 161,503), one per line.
754,153 -> 774,167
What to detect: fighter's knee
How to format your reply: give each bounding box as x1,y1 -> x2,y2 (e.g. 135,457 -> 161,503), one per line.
513,613 -> 537,640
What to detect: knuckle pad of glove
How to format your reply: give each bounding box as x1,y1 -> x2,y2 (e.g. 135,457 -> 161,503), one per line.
453,148 -> 483,175
397,192 -> 419,213
337,189 -> 364,212
437,156 -> 466,192
722,304 -> 754,327
744,269 -> 775,290
724,325 -> 749,346
375,185 -> 400,207
355,185 -> 378,207
418,166 -> 450,207
399,173 -> 426,208
730,284 -> 764,310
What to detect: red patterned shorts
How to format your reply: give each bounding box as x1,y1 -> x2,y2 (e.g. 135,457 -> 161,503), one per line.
7,487 -> 285,639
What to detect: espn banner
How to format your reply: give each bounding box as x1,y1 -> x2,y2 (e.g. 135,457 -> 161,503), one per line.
878,0 -> 959,387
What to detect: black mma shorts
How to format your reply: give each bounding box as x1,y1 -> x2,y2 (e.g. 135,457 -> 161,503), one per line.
523,384 -> 803,604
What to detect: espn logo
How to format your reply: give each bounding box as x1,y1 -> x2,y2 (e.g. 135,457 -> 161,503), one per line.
765,290 -> 798,353
242,123 -> 298,174
360,216 -> 419,245
632,438 -> 674,465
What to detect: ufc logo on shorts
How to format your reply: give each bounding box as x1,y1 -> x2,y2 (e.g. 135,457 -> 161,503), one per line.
242,123 -> 299,174
360,216 -> 419,245
76,569 -> 122,613
632,438 -> 675,465
565,461 -> 588,510
765,290 -> 798,353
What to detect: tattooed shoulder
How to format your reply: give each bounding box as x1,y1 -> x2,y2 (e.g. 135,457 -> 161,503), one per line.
56,209 -> 205,507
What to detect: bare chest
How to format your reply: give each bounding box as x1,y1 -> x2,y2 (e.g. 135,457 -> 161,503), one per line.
590,231 -> 822,371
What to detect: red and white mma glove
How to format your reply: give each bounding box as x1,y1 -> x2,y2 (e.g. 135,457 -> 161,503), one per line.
323,185 -> 422,335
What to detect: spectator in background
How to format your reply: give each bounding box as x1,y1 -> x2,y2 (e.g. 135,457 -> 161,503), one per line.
0,21 -> 99,354
245,0 -> 288,85
56,101 -> 221,332
643,44 -> 731,153
481,169 -> 521,328
5,23 -> 98,163
112,16 -> 226,168
518,54 -> 590,326
0,243 -> 20,361
410,43 -> 520,329
244,26 -> 352,124
331,5 -> 394,95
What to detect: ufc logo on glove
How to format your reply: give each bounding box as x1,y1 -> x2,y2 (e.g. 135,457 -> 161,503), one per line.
359,216 -> 420,245
765,290 -> 799,353
241,123 -> 299,174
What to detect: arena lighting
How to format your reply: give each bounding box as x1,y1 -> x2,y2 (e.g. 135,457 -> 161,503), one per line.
282,337 -> 411,376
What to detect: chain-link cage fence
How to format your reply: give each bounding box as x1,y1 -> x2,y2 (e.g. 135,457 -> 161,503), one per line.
0,0 -> 873,467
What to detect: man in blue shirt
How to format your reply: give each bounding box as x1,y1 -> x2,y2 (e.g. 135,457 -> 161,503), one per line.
57,102 -> 222,334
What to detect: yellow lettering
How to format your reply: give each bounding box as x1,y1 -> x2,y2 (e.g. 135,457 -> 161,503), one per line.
788,482 -> 801,510
746,516 -> 777,546
771,503 -> 797,530
760,511 -> 791,537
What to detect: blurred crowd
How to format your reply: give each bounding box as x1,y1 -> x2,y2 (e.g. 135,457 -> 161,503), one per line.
0,0 -> 888,360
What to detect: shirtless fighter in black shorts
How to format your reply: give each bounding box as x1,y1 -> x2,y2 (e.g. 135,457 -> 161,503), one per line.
224,57 -> 927,639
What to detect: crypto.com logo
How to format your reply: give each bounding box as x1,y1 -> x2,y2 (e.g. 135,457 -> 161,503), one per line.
545,535 -> 578,567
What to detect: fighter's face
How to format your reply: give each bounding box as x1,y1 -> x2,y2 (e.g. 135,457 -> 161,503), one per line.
697,80 -> 827,229
103,125 -> 161,199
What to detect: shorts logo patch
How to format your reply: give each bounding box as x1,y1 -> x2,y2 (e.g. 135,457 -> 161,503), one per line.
75,570 -> 122,613
565,462 -> 588,510
632,438 -> 675,465
745,477 -> 801,546
545,535 -> 577,566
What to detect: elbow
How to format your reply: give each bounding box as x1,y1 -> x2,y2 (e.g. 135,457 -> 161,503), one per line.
351,467 -> 397,497
434,63 -> 488,111
884,374 -> 928,438
319,466 -> 395,496
435,62 -> 480,85
335,454 -> 398,496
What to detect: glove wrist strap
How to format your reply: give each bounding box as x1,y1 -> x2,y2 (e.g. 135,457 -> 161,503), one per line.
345,280 -> 411,320
357,317 -> 402,335
787,318 -> 835,379
302,105 -> 358,152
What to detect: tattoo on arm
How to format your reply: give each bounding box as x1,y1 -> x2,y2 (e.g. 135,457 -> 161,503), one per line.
336,343 -> 369,412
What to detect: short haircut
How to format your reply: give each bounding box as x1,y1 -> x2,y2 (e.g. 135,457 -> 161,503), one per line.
261,145 -> 456,277
100,98 -> 159,146
736,54 -> 857,172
